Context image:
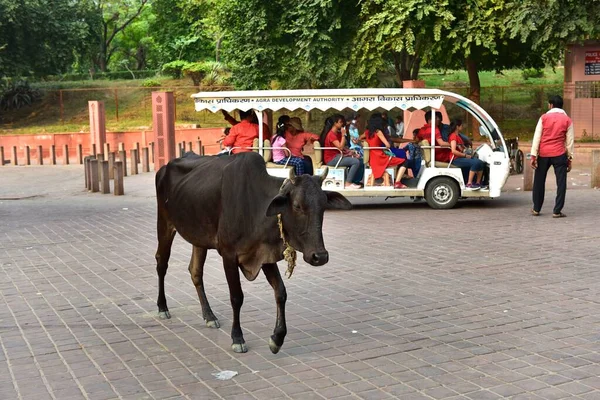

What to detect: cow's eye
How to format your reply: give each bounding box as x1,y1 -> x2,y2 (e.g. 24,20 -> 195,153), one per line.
293,203 -> 303,212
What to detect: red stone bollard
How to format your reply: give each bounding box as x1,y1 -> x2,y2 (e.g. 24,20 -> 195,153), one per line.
0,146 -> 5,166
119,150 -> 127,177
196,140 -> 203,155
90,159 -> 100,192
108,152 -> 115,180
523,153 -> 534,191
92,143 -> 97,157
592,150 -> 600,189
11,146 -> 17,165
100,161 -> 110,194
62,145 -> 69,165
114,161 -> 124,196
104,143 -> 110,158
25,146 -> 31,165
50,145 -> 57,165
77,144 -> 83,164
135,142 -> 141,163
149,142 -> 154,164
130,149 -> 139,175
37,145 -> 43,165
142,147 -> 150,173
118,142 -> 125,152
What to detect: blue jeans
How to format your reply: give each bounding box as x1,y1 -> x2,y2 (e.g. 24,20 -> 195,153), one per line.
451,157 -> 484,171
327,155 -> 364,184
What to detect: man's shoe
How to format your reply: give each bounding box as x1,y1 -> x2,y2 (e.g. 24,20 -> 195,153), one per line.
552,212 -> 567,218
531,209 -> 540,216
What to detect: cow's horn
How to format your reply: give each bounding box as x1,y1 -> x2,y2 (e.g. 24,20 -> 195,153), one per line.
319,166 -> 329,183
288,167 -> 296,183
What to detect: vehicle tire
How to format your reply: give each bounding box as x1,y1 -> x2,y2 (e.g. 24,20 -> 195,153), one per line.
425,177 -> 460,209
515,149 -> 524,174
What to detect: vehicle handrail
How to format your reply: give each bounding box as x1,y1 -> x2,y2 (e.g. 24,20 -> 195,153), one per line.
228,146 -> 292,168
315,146 -> 344,169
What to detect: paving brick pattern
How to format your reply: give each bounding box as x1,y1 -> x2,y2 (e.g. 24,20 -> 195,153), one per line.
1,166 -> 600,399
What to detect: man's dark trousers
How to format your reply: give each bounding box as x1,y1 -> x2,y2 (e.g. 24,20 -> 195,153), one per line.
532,153 -> 568,214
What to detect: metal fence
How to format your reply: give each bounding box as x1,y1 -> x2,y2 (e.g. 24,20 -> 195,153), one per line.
0,84 -> 572,138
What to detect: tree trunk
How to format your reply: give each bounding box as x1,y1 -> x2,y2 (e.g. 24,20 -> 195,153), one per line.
136,45 -> 146,70
215,36 -> 222,62
393,51 -> 422,87
465,57 -> 481,105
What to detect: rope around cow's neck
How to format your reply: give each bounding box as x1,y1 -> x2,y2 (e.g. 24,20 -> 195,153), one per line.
277,214 -> 297,279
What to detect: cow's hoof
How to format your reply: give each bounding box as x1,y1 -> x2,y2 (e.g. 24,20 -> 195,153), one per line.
205,319 -> 220,329
269,338 -> 281,354
231,343 -> 248,353
158,310 -> 171,319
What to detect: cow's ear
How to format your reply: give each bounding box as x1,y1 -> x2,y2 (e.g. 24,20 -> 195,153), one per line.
266,195 -> 288,216
325,191 -> 352,210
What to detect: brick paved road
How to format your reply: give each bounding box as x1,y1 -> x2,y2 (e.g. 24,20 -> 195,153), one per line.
1,166 -> 600,400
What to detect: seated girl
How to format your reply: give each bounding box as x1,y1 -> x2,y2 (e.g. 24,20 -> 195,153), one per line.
320,114 -> 364,189
272,116 -> 306,175
284,117 -> 319,175
448,120 -> 484,190
364,113 -> 409,189
347,113 -> 364,157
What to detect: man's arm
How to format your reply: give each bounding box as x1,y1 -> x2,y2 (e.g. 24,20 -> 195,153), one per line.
222,127 -> 238,147
530,117 -> 543,157
565,122 -> 574,159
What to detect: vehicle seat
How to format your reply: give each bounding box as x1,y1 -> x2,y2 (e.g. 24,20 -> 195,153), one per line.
420,140 -> 459,168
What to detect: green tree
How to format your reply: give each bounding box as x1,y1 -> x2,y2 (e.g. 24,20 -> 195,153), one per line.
0,0 -> 91,77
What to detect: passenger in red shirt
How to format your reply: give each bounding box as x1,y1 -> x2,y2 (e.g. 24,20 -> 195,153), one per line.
319,114 -> 364,188
221,110 -> 272,140
530,95 -> 574,218
284,117 -> 319,175
222,110 -> 259,154
417,111 -> 452,163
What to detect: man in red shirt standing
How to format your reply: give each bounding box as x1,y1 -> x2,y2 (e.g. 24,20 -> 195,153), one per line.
222,110 -> 259,154
530,95 -> 574,218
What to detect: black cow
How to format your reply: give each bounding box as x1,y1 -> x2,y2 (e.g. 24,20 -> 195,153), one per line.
155,151 -> 351,353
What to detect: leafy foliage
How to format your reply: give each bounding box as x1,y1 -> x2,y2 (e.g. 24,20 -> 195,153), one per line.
161,60 -> 190,79
0,80 -> 42,111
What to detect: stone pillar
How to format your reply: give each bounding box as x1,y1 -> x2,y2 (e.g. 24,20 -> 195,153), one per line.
114,161 -> 125,196
89,101 -> 107,155
100,161 -> 110,194
25,146 -> 31,165
402,80 -> 426,89
196,140 -> 203,155
592,150 -> 600,189
149,142 -> 155,163
152,92 -> 176,171
37,145 -> 43,165
50,145 -> 56,165
142,147 -> 150,173
130,149 -> 139,175
135,142 -> 141,162
84,156 -> 91,189
92,143 -> 97,157
104,143 -> 110,158
62,145 -> 69,165
118,142 -> 124,152
523,153 -> 534,191
118,150 -> 127,177
0,146 -> 4,166
11,146 -> 17,165
90,159 -> 100,192
77,144 -> 83,164
108,152 -> 115,180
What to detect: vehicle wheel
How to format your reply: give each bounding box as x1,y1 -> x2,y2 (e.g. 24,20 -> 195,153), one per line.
425,177 -> 460,209
515,149 -> 524,174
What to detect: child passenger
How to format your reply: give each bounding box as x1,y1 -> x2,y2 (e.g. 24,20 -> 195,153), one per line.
272,116 -> 306,175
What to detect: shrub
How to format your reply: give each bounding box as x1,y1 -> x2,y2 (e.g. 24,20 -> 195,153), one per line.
522,68 -> 545,80
142,78 -> 161,88
0,80 -> 43,111
162,60 -> 190,79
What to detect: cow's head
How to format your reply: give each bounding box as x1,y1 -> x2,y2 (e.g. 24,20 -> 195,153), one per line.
266,167 -> 352,266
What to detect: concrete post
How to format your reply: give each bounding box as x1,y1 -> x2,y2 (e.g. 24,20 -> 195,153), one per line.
50,145 -> 56,165
92,143 -> 97,157
196,140 -> 203,155
37,145 -> 43,165
89,101 -> 106,155
152,92 -> 176,171
0,146 -> 4,166
135,142 -> 140,163
118,142 -> 124,152
592,150 -> 600,189
104,143 -> 110,158
11,146 -> 17,165
179,142 -> 184,157
118,150 -> 127,177
142,147 -> 150,173
114,161 -> 124,196
90,159 -> 100,192
187,141 -> 192,153
97,153 -> 105,162
108,152 -> 115,180
130,149 -> 139,175
100,161 -> 110,194
62,145 -> 69,165
25,146 -> 31,165
149,142 -> 154,164
523,153 -> 534,191
84,156 -> 90,189
77,144 -> 83,164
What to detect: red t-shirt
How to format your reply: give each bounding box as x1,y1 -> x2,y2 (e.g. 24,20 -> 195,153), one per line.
222,120 -> 259,154
284,131 -> 319,158
323,130 -> 341,165
419,123 -> 451,162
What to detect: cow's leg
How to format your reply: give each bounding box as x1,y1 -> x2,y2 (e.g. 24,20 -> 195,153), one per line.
155,214 -> 176,319
262,263 -> 287,354
223,256 -> 247,353
188,246 -> 219,328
